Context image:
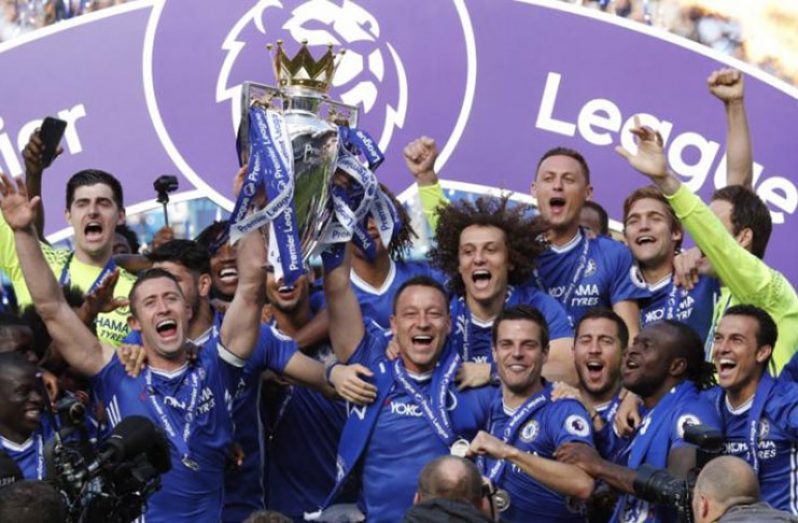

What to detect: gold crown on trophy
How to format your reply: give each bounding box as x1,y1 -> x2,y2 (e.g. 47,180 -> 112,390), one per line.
268,39 -> 344,93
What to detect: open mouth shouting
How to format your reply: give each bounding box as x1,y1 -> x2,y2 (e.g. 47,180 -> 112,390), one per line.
84,221 -> 104,242
471,269 -> 492,292
23,405 -> 42,425
155,318 -> 179,342
548,197 -> 567,217
715,357 -> 738,382
584,360 -> 606,382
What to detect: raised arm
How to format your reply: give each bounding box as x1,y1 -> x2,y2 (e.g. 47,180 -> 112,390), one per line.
219,229 -> 267,360
708,69 -> 753,189
0,174 -> 111,376
404,136 -> 448,232
322,245 -> 365,363
22,130 -> 62,240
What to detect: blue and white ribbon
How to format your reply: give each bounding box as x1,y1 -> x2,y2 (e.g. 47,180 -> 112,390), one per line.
229,107 -> 303,285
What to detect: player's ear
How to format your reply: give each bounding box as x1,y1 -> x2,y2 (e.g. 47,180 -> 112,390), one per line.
755,344 -> 773,365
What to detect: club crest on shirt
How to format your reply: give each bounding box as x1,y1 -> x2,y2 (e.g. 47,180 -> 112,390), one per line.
565,414 -> 590,437
676,414 -> 701,439
520,420 -> 539,443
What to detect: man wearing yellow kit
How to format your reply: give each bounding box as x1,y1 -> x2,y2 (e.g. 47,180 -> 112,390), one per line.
0,169 -> 135,346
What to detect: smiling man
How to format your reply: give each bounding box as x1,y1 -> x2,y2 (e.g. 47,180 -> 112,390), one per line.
0,173 -> 267,523
556,320 -> 719,523
0,170 -> 134,346
467,305 -> 595,523
530,148 -> 650,339
315,245 -> 494,522
623,186 -> 719,342
0,352 -> 49,481
705,305 -> 798,515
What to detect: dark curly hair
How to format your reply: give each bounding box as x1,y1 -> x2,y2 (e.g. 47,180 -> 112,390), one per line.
379,183 -> 417,261
428,195 -> 549,297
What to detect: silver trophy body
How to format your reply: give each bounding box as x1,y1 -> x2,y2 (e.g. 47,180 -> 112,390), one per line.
240,81 -> 358,262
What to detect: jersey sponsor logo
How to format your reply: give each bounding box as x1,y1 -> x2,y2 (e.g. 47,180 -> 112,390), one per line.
389,390 -> 458,418
676,414 -> 700,439
519,420 -> 539,443
565,414 -> 590,437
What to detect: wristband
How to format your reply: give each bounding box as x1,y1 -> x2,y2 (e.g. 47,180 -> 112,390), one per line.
325,361 -> 342,385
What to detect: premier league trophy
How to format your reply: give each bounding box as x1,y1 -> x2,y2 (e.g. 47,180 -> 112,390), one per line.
230,40 -> 382,285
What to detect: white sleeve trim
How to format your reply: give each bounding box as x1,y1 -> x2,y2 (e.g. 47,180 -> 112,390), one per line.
217,342 -> 246,368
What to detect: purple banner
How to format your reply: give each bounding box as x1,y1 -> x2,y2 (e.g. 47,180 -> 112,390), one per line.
0,0 -> 795,283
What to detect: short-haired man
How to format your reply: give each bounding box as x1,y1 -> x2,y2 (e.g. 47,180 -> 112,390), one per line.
405,455 -> 493,523
120,239 -> 361,522
556,320 -> 720,522
692,456 -> 798,523
618,123 -> 798,374
567,308 -> 628,437
0,352 -> 49,480
706,305 -> 798,514
429,195 -> 574,381
623,186 -> 719,342
530,147 -> 650,338
315,247 -> 494,522
0,479 -> 69,523
467,305 -> 595,522
1,173 -> 266,522
0,168 -> 135,345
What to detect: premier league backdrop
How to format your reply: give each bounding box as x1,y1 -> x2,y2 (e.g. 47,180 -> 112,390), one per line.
0,0 -> 796,281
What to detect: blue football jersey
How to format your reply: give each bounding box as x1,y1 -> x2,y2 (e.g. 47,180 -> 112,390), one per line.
223,324 -> 298,522
90,339 -> 242,523
345,327 -> 494,522
266,342 -> 352,520
721,396 -> 798,514
640,275 -> 719,343
0,417 -> 54,481
311,259 -> 446,329
615,383 -> 720,523
450,285 -> 574,363
532,230 -> 650,325
485,387 -> 593,522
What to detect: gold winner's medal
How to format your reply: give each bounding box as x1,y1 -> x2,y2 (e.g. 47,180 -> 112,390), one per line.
449,438 -> 470,458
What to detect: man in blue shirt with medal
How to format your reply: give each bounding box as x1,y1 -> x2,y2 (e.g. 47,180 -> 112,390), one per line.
466,305 -> 595,522
556,320 -> 720,523
0,173 -> 267,523
311,245 -> 494,522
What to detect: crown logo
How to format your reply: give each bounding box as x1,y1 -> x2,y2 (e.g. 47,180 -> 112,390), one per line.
268,39 -> 343,94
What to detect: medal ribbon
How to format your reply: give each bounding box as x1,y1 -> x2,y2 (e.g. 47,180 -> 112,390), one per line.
229,107 -> 303,285
144,367 -> 201,468
59,251 -> 117,295
391,351 -> 461,447
533,230 -> 590,308
481,388 -> 549,482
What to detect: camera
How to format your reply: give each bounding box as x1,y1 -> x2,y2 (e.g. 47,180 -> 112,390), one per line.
632,424 -> 724,523
47,411 -> 171,523
153,175 -> 179,204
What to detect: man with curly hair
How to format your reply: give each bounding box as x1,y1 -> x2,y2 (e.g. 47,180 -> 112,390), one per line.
429,195 -> 575,383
